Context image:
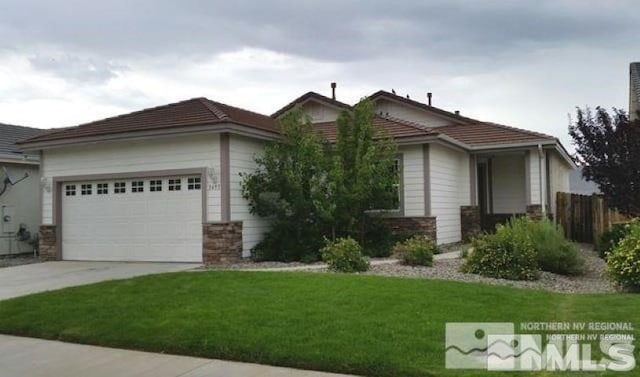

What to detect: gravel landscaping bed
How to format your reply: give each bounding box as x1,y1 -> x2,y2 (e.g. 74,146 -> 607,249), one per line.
362,245 -> 615,294
0,254 -> 40,268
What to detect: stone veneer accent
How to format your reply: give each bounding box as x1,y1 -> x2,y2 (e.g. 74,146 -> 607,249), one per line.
39,225 -> 58,261
460,205 -> 481,241
203,221 -> 243,264
381,216 -> 437,243
525,204 -> 549,220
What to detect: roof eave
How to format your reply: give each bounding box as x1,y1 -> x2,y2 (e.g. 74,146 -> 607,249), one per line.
18,122 -> 280,151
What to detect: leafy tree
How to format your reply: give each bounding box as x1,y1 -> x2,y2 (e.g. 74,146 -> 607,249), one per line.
330,99 -> 399,242
241,108 -> 332,261
241,100 -> 400,261
569,107 -> 640,215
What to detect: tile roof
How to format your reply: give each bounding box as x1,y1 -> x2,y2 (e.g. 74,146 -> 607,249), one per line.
0,123 -> 46,155
312,115 -> 436,142
368,90 -> 479,124
272,91 -> 352,118
436,122 -> 555,147
20,97 -> 277,144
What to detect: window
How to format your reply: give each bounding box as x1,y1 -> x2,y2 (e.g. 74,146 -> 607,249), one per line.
187,177 -> 201,190
150,179 -> 162,192
81,184 -> 92,195
97,183 -> 108,195
168,178 -> 181,191
390,158 -> 401,210
65,184 -> 76,196
114,182 -> 126,194
132,181 -> 144,193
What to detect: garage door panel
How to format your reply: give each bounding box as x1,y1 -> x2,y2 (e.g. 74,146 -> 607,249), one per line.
62,176 -> 202,262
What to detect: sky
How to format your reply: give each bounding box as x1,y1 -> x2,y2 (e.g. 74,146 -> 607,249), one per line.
1,0 -> 639,151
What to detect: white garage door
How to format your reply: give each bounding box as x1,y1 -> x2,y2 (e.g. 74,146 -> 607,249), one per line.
62,176 -> 203,262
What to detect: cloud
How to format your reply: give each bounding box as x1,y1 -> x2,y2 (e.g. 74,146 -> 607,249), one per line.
28,53 -> 128,83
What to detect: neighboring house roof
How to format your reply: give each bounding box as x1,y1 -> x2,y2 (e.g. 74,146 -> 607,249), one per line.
436,122 -> 555,147
368,90 -> 478,125
0,123 -> 45,156
570,168 -> 600,195
313,115 -> 437,142
271,91 -> 351,118
19,97 -> 278,145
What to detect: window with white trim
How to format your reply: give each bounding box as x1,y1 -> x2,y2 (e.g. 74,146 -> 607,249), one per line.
65,184 -> 76,196
81,184 -> 92,195
132,181 -> 144,193
97,183 -> 108,195
114,182 -> 126,194
187,177 -> 201,190
150,179 -> 162,192
168,178 -> 181,191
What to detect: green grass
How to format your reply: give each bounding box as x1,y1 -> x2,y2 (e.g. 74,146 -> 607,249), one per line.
0,271 -> 637,377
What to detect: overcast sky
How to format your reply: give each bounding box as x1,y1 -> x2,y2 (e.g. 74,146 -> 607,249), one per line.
1,0 -> 639,151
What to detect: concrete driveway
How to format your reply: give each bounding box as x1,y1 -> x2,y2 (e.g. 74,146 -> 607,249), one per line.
0,261 -> 198,300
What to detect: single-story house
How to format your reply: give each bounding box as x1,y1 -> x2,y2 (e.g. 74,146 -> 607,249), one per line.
18,88 -> 575,263
0,123 -> 44,255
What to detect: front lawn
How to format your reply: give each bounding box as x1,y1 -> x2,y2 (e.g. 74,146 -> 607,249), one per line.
0,271 -> 637,377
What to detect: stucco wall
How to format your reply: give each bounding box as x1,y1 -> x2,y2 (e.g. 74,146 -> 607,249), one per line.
548,151 -> 572,216
302,101 -> 342,123
400,144 -> 425,217
0,162 -> 40,254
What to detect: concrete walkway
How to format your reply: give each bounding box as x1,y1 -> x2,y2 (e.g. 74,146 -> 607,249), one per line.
0,335 -> 354,377
0,261 -> 198,300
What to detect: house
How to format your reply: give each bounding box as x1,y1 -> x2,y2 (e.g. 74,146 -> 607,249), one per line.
18,88 -> 575,264
0,123 -> 44,255
630,62 -> 640,121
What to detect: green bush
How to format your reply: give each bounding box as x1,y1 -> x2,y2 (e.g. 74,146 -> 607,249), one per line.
607,222 -> 640,292
393,236 -> 438,266
596,220 -> 638,258
321,237 -> 370,273
461,222 -> 540,281
523,218 -> 584,276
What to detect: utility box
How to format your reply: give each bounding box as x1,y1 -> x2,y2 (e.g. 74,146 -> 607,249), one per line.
1,205 -> 15,233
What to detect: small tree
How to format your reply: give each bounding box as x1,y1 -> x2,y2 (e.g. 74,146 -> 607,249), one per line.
241,107 -> 332,261
330,99 -> 399,242
569,107 -> 640,216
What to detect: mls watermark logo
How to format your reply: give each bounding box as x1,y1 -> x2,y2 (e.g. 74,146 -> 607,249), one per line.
446,322 -> 636,372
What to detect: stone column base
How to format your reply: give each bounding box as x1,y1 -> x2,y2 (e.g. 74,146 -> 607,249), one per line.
39,225 -> 58,261
380,216 -> 437,243
526,205 -> 550,220
460,205 -> 481,242
203,221 -> 243,265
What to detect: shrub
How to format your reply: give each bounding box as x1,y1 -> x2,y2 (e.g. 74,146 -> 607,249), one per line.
321,237 -> 370,273
523,218 -> 584,276
596,220 -> 638,258
607,222 -> 640,291
461,222 -> 540,281
393,236 -> 438,266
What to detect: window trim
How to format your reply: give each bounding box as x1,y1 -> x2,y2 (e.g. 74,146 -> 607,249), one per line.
149,179 -> 163,192
81,183 -> 92,196
97,183 -> 109,195
114,181 -> 126,194
131,180 -> 144,193
65,184 -> 76,196
168,178 -> 181,191
187,176 -> 201,190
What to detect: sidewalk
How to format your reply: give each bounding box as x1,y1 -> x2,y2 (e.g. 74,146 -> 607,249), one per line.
0,335 -> 355,377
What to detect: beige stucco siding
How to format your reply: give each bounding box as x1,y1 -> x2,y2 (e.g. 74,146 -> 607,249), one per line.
400,145 -> 425,216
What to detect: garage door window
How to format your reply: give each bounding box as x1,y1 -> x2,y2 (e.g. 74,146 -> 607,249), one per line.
81,184 -> 92,195
150,180 -> 162,192
97,183 -> 108,195
114,182 -> 126,194
132,181 -> 144,193
65,184 -> 76,196
168,179 -> 181,191
187,177 -> 201,190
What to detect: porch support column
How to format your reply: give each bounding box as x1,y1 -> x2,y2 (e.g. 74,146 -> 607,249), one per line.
524,147 -> 548,220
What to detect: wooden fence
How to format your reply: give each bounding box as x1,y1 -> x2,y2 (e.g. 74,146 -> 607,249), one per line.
556,192 -> 629,243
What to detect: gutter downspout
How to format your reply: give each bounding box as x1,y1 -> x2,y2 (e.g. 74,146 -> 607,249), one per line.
538,144 -> 546,216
